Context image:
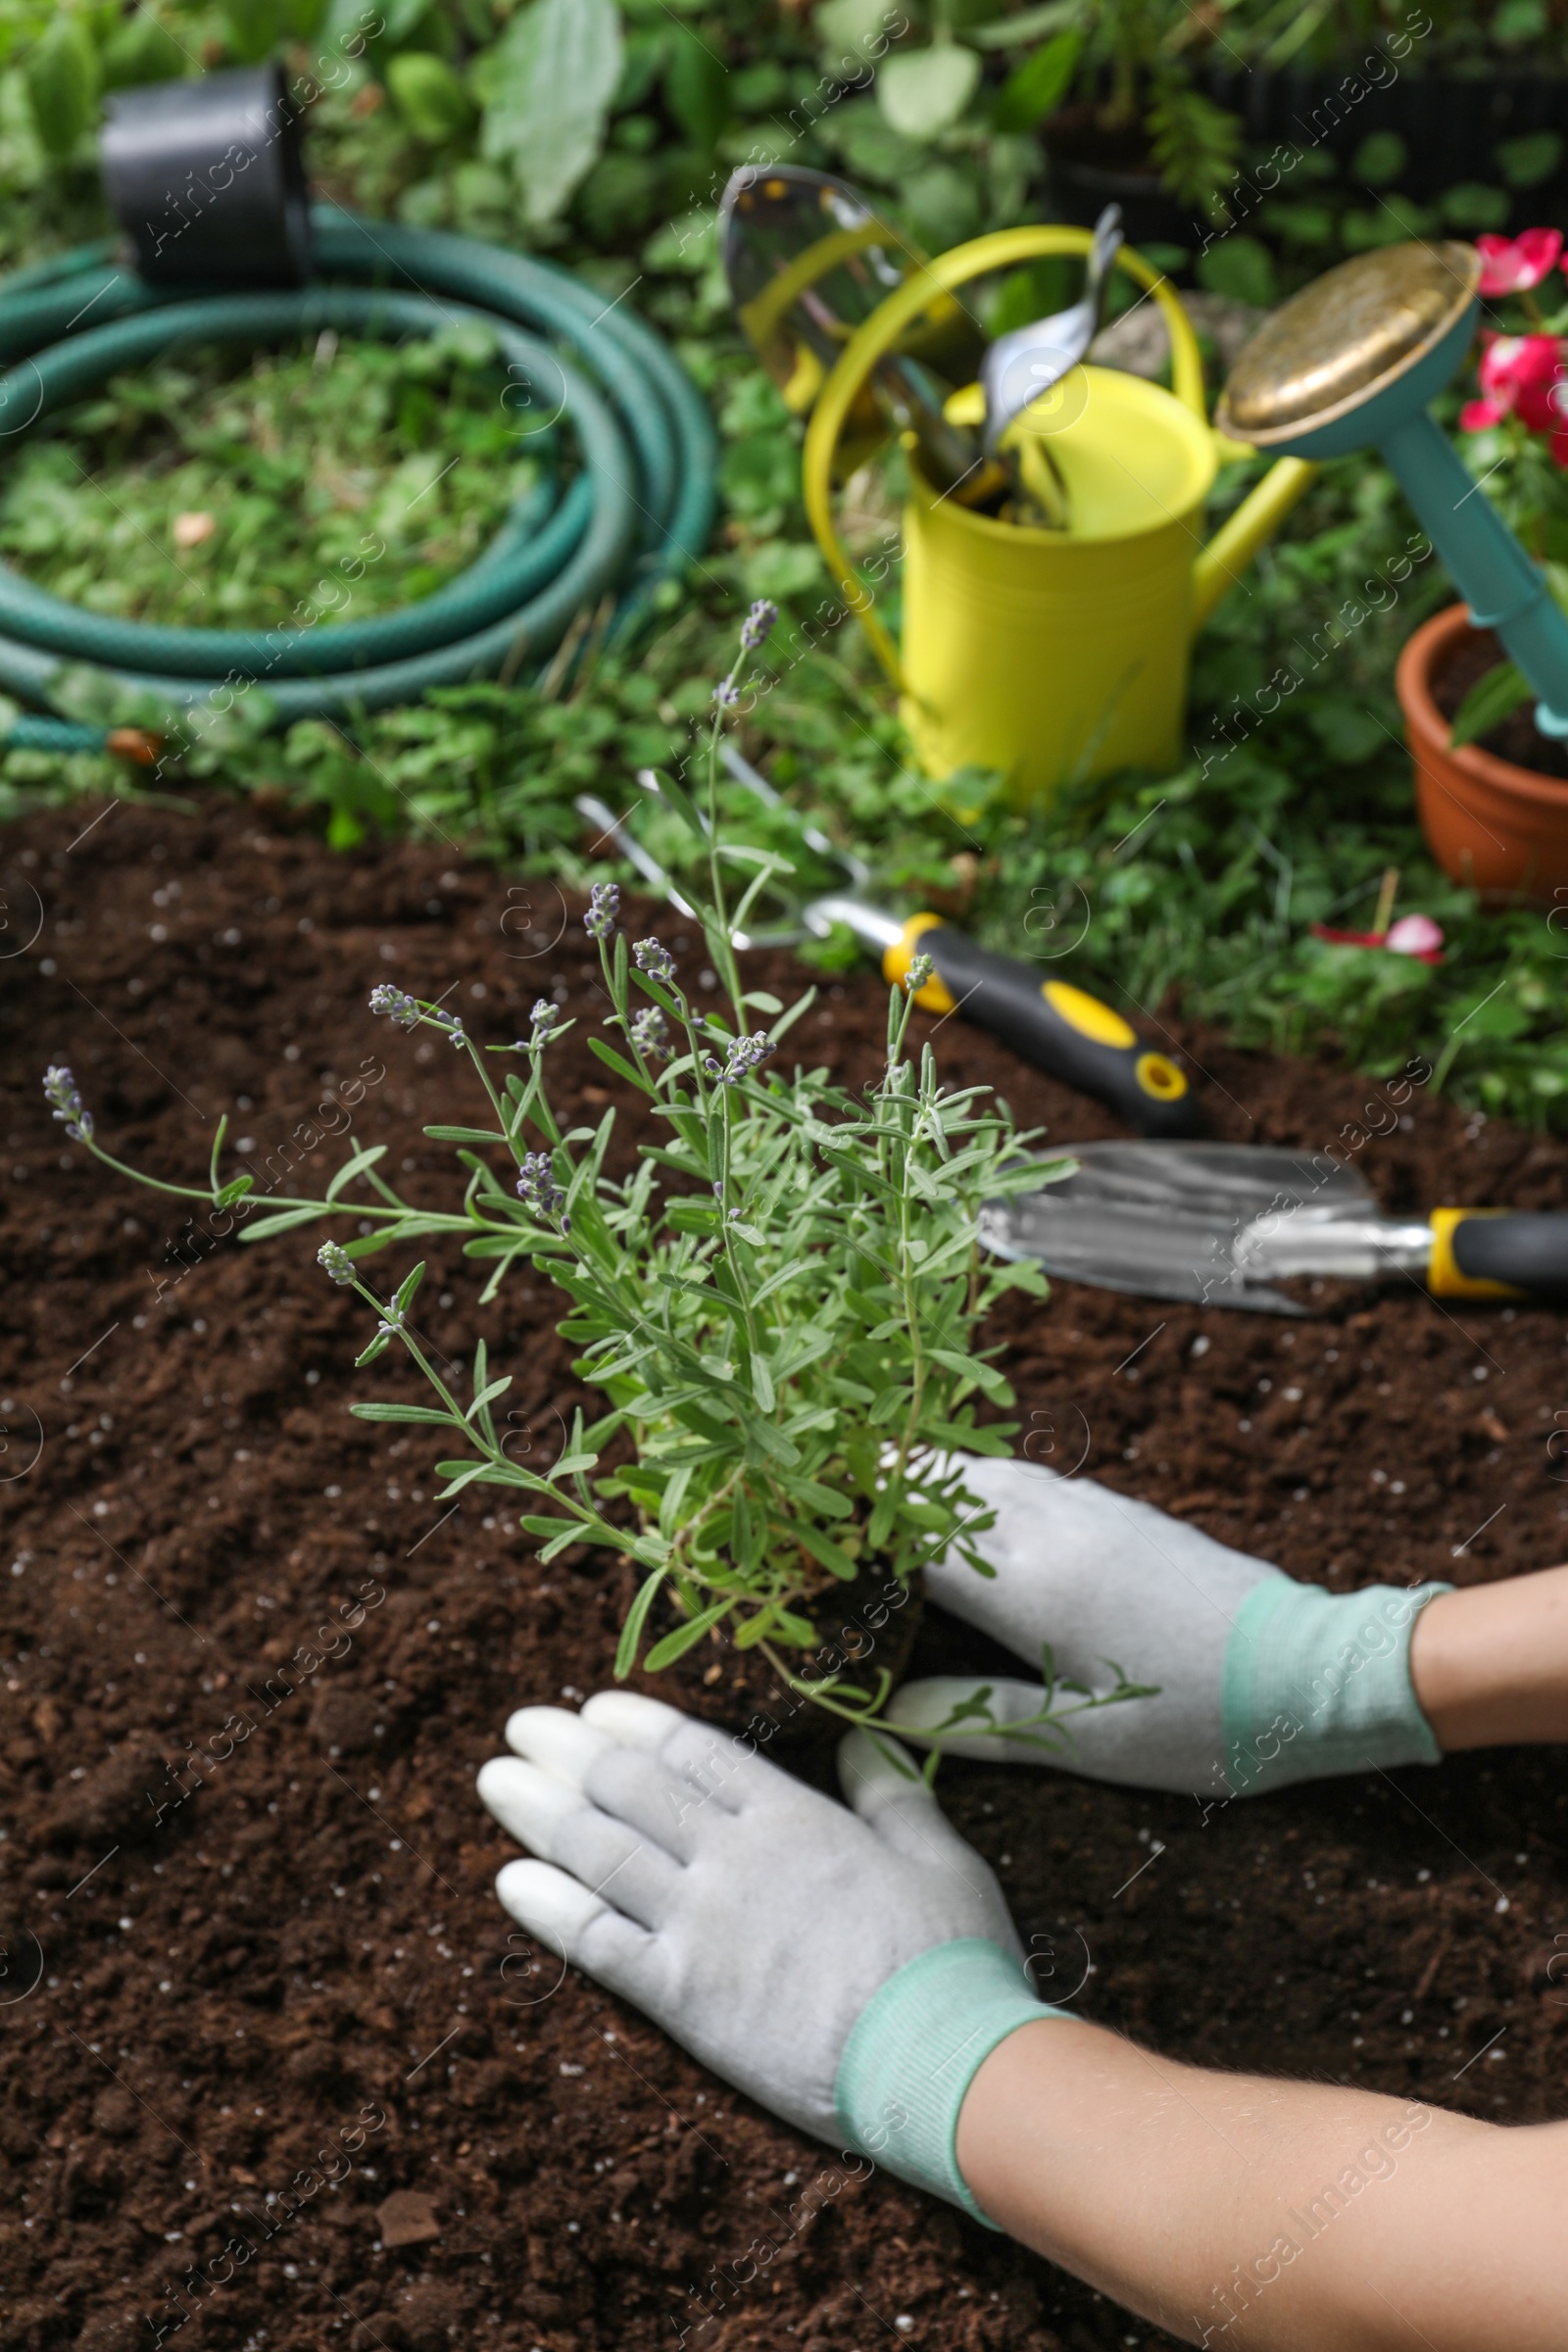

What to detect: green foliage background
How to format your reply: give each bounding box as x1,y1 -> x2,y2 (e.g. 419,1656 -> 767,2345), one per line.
4,1 -> 1568,1128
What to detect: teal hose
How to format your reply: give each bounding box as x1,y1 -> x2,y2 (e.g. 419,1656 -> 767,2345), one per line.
0,205 -> 718,754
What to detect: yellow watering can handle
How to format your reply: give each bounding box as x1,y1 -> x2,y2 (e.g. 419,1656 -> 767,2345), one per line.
801,225 -> 1312,687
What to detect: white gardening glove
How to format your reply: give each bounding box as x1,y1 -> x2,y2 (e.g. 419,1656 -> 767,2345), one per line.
476,1691 -> 1057,2215
891,1455 -> 1450,1800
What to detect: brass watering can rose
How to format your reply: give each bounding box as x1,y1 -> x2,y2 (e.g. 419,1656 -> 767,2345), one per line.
1217,238 -> 1568,742
1216,243 -> 1484,445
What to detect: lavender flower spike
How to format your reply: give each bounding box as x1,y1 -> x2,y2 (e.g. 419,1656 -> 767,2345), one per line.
711,678 -> 740,710
516,1152 -> 567,1223
43,1064 -> 93,1143
633,937 -> 675,984
318,1240 -> 356,1286
583,882 -> 619,942
631,1006 -> 671,1060
368,983 -> 421,1028
720,1033 -> 776,1086
741,599 -> 778,652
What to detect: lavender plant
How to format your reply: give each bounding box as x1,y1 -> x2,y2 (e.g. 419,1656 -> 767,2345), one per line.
50,606 -> 1150,1753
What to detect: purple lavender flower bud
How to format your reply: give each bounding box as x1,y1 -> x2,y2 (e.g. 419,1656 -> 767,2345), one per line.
720,1032 -> 777,1086
741,599 -> 778,652
711,678 -> 740,710
630,1006 -> 671,1060
516,1152 -> 567,1222
633,936 -> 675,984
43,1064 -> 93,1143
530,999 -> 563,1038
583,882 -> 619,942
368,983 -> 421,1028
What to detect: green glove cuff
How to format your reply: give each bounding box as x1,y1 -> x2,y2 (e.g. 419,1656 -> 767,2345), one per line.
835,1937 -> 1063,2224
1221,1578 -> 1452,1796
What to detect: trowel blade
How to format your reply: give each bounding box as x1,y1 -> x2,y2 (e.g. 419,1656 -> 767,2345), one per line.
978,1141 -> 1378,1315
719,166 -> 913,374
718,164 -> 985,393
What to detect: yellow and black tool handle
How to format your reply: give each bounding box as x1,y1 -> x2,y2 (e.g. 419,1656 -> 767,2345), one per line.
883,915 -> 1197,1137
1429,1208 -> 1568,1300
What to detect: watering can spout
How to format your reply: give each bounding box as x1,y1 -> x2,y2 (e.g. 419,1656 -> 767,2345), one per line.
1190,454 -> 1317,633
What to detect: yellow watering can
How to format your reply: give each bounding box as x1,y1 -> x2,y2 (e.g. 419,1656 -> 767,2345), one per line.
801,225 -> 1317,806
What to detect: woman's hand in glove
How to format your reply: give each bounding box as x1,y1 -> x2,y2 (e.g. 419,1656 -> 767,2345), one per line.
477,1684 -> 1568,2351
477,1690 -> 1056,2216
891,1454 -> 1449,1799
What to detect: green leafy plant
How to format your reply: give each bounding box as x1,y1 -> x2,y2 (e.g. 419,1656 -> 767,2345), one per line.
1048,0 -> 1243,219
992,25 -> 1082,134
481,0 -> 623,229
23,13 -> 98,158
47,604 -> 1150,1757
1447,651 -> 1537,752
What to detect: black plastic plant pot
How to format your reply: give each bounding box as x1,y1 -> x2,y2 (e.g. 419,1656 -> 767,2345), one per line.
100,65 -> 313,289
1041,108 -> 1200,251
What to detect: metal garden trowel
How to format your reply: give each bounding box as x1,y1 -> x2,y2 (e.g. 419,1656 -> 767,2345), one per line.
719,162 -> 1006,508
717,163 -> 1079,526
979,1140 -> 1568,1314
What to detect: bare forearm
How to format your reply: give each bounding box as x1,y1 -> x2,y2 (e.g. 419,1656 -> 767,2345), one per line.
956,2018 -> 1568,2349
1410,1563 -> 1568,1748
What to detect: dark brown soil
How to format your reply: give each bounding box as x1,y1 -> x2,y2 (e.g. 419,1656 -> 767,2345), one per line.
1432,622 -> 1568,781
3,795 -> 1568,2352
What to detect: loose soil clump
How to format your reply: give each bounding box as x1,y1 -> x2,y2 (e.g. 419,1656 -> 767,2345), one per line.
3,797 -> 1566,2352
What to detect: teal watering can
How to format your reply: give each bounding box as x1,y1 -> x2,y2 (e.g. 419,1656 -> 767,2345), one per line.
1216,241 -> 1568,742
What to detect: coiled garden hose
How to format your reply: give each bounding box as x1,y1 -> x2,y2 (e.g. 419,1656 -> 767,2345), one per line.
0,206 -> 717,757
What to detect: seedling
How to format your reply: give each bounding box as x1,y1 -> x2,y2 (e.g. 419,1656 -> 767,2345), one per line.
51,609 -> 1150,1757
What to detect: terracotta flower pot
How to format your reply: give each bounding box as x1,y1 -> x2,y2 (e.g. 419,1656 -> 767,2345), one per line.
1396,603 -> 1568,905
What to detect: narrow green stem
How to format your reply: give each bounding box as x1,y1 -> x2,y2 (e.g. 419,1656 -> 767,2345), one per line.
85,1137 -> 476,1235
465,1036 -> 529,1170
367,1286 -> 599,1531
704,710 -> 749,1031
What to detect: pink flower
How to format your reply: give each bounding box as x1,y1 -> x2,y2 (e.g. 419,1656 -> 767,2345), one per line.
1309,914 -> 1445,964
1385,912 -> 1446,961
1460,332 -> 1568,461
1476,227 -> 1563,296
1481,332 -> 1562,426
